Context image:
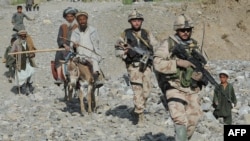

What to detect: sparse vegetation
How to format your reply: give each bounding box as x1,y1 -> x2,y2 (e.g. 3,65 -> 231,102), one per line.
10,0 -> 25,5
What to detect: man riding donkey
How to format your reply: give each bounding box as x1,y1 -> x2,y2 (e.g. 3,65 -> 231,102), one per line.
62,11 -> 104,115
53,7 -> 78,85
70,11 -> 104,88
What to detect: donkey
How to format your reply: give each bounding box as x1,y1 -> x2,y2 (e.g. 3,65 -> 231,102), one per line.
66,56 -> 96,115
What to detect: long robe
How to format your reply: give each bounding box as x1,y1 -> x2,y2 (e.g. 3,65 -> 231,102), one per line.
213,83 -> 237,117
11,37 -> 36,86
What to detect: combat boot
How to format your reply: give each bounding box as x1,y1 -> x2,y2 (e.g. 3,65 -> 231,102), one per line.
175,124 -> 188,141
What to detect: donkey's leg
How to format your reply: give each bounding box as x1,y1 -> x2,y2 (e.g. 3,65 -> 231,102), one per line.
87,84 -> 94,113
79,87 -> 86,115
68,84 -> 73,102
91,87 -> 96,112
64,82 -> 68,101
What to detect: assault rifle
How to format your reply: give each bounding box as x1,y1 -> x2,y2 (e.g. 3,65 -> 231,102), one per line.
172,44 -> 232,103
116,42 -> 153,71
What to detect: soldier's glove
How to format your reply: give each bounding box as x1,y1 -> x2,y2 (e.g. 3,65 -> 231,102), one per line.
191,72 -> 203,81
176,59 -> 195,68
127,49 -> 137,58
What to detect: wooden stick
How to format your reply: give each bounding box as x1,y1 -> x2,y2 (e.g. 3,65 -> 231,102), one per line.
15,55 -> 20,95
59,36 -> 101,56
8,48 -> 65,55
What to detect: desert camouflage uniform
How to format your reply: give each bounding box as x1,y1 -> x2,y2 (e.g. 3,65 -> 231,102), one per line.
154,13 -> 204,140
154,34 -> 203,139
115,28 -> 158,114
115,9 -> 158,125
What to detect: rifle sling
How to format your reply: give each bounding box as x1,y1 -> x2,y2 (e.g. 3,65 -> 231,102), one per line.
133,32 -> 151,49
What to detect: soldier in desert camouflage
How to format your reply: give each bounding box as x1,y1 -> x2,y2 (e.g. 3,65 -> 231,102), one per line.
115,9 -> 158,126
153,14 -> 204,141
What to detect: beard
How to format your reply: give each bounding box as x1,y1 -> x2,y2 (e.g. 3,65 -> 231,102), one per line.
131,25 -> 141,32
79,24 -> 88,32
181,34 -> 191,41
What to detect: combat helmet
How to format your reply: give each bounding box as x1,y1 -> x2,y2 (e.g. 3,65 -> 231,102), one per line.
63,7 -> 78,18
173,14 -> 194,31
128,9 -> 144,22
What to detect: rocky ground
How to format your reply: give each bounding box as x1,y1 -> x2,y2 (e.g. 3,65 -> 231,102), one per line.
0,0 -> 250,141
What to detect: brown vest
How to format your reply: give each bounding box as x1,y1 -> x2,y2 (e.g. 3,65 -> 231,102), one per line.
61,23 -> 78,45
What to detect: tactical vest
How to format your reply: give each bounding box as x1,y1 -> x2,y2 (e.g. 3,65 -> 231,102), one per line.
123,28 -> 153,64
168,36 -> 199,88
168,36 -> 198,59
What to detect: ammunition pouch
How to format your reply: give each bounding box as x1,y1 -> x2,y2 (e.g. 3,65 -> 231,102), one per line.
164,66 -> 199,88
125,53 -> 141,65
126,54 -> 152,72
139,54 -> 150,72
180,67 -> 194,88
127,49 -> 136,58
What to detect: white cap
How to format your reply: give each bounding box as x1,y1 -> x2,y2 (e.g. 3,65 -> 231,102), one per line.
219,70 -> 229,77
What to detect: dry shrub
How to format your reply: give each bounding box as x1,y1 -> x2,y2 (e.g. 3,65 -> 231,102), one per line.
221,34 -> 230,43
236,20 -> 247,32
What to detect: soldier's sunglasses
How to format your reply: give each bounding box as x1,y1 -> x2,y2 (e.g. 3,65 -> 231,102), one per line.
178,28 -> 192,33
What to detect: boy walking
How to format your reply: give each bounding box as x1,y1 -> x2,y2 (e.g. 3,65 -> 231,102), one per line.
4,36 -> 17,83
213,70 -> 237,125
12,5 -> 33,32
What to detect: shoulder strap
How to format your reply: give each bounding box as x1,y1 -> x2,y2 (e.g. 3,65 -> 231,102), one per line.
133,29 -> 151,49
168,35 -> 179,53
169,35 -> 180,44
